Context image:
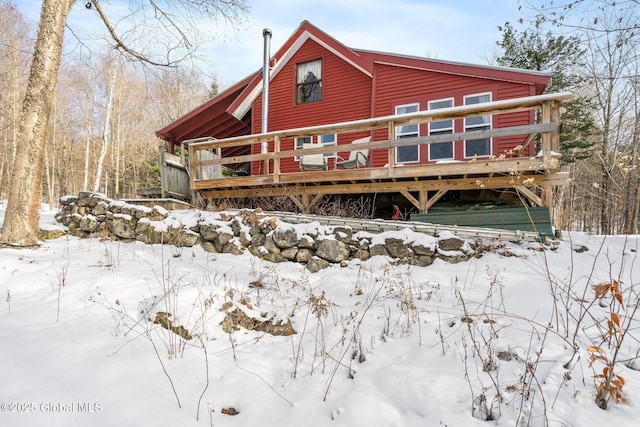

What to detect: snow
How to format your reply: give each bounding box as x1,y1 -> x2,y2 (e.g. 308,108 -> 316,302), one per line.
1,204 -> 640,427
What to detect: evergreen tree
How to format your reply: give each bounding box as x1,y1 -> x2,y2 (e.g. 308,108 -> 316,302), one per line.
496,22 -> 598,163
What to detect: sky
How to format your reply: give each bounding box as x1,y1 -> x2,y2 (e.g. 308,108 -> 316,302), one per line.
15,0 -> 525,90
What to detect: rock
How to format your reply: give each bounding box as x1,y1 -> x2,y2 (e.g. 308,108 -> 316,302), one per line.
296,248 -> 314,263
354,249 -> 370,261
77,192 -> 107,208
272,227 -> 299,249
220,308 -> 295,336
93,201 -> 109,215
385,238 -> 411,258
333,226 -> 353,244
369,244 -> 389,257
438,236 -> 465,252
108,213 -> 138,240
411,243 -> 436,256
414,255 -> 434,267
39,228 -> 66,240
231,218 -> 242,236
223,240 -> 245,255
249,232 -> 266,247
199,223 -> 220,241
280,247 -> 298,260
135,220 -> 150,234
298,234 -> 316,249
262,235 -> 281,255
438,253 -> 473,264
316,239 -> 350,263
172,228 -> 199,247
307,256 -> 331,272
79,214 -> 100,232
201,240 -> 218,253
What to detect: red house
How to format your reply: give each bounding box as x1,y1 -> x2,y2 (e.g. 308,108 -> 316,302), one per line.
156,21 -> 568,231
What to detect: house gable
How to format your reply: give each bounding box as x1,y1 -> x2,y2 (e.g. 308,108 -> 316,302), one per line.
228,20 -> 373,123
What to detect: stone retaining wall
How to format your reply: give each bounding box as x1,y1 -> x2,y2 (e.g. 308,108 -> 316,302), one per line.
56,192 -> 479,272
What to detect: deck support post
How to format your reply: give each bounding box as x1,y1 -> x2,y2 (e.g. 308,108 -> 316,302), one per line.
289,193 -> 324,214
424,189 -> 448,213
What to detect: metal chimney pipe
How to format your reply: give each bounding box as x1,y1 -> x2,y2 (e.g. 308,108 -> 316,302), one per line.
261,28 -> 272,154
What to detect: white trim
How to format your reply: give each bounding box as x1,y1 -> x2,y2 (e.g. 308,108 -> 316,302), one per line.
232,30 -> 372,120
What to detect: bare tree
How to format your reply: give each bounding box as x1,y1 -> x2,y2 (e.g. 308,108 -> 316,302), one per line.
0,2 -> 32,199
520,0 -> 640,234
0,0 -> 248,246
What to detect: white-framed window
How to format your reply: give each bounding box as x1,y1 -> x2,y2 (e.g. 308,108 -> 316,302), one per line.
395,103 -> 420,163
319,133 -> 337,158
295,134 -> 336,160
295,136 -> 312,160
296,59 -> 322,104
464,93 -> 492,158
428,98 -> 454,161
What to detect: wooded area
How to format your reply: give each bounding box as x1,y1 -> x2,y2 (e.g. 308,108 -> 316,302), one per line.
0,0 -> 638,235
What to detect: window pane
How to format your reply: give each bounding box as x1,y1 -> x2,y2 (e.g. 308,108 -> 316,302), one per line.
430,120 -> 452,131
429,99 -> 452,110
465,94 -> 490,105
297,60 -> 322,103
320,134 -> 336,157
430,141 -> 453,159
465,138 -> 491,157
397,144 -> 419,163
397,104 -> 418,115
398,123 -> 418,135
466,115 -> 491,126
297,60 -> 321,83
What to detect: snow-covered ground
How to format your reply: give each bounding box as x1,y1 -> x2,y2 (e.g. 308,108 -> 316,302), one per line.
1,202 -> 639,427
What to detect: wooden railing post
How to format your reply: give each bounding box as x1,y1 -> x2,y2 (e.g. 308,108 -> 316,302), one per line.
388,120 -> 396,176
273,136 -> 281,183
540,101 -> 552,165
550,100 -> 561,153
188,144 -> 197,189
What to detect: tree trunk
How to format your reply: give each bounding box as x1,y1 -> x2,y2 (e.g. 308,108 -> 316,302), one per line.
93,58 -> 118,193
0,0 -> 75,246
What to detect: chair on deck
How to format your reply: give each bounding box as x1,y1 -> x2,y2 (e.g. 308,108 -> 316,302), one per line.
335,136 -> 371,169
299,143 -> 327,171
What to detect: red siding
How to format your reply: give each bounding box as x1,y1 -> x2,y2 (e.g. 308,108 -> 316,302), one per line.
371,64 -> 538,166
251,38 -> 372,174
249,44 -> 542,174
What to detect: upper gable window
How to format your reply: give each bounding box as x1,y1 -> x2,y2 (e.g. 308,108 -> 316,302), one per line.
296,59 -> 322,104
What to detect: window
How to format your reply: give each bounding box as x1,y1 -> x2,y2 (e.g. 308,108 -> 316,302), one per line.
395,103 -> 420,163
464,93 -> 492,157
295,136 -> 312,160
428,98 -> 454,161
297,59 -> 322,104
294,135 -> 335,160
319,133 -> 336,158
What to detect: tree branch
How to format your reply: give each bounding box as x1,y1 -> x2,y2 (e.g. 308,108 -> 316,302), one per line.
90,0 -> 176,67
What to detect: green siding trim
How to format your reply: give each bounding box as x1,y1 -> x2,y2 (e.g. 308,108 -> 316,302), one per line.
411,206 -> 553,237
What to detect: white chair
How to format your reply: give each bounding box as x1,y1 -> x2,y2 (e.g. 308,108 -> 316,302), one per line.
299,143 -> 327,171
335,136 -> 371,169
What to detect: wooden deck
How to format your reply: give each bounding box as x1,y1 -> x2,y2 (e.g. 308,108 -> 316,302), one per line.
184,92 -> 572,218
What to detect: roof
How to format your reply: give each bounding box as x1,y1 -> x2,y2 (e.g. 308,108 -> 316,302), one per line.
155,71 -> 258,144
156,20 -> 551,145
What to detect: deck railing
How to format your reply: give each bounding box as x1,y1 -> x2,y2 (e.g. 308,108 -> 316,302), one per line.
187,92 -> 572,188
